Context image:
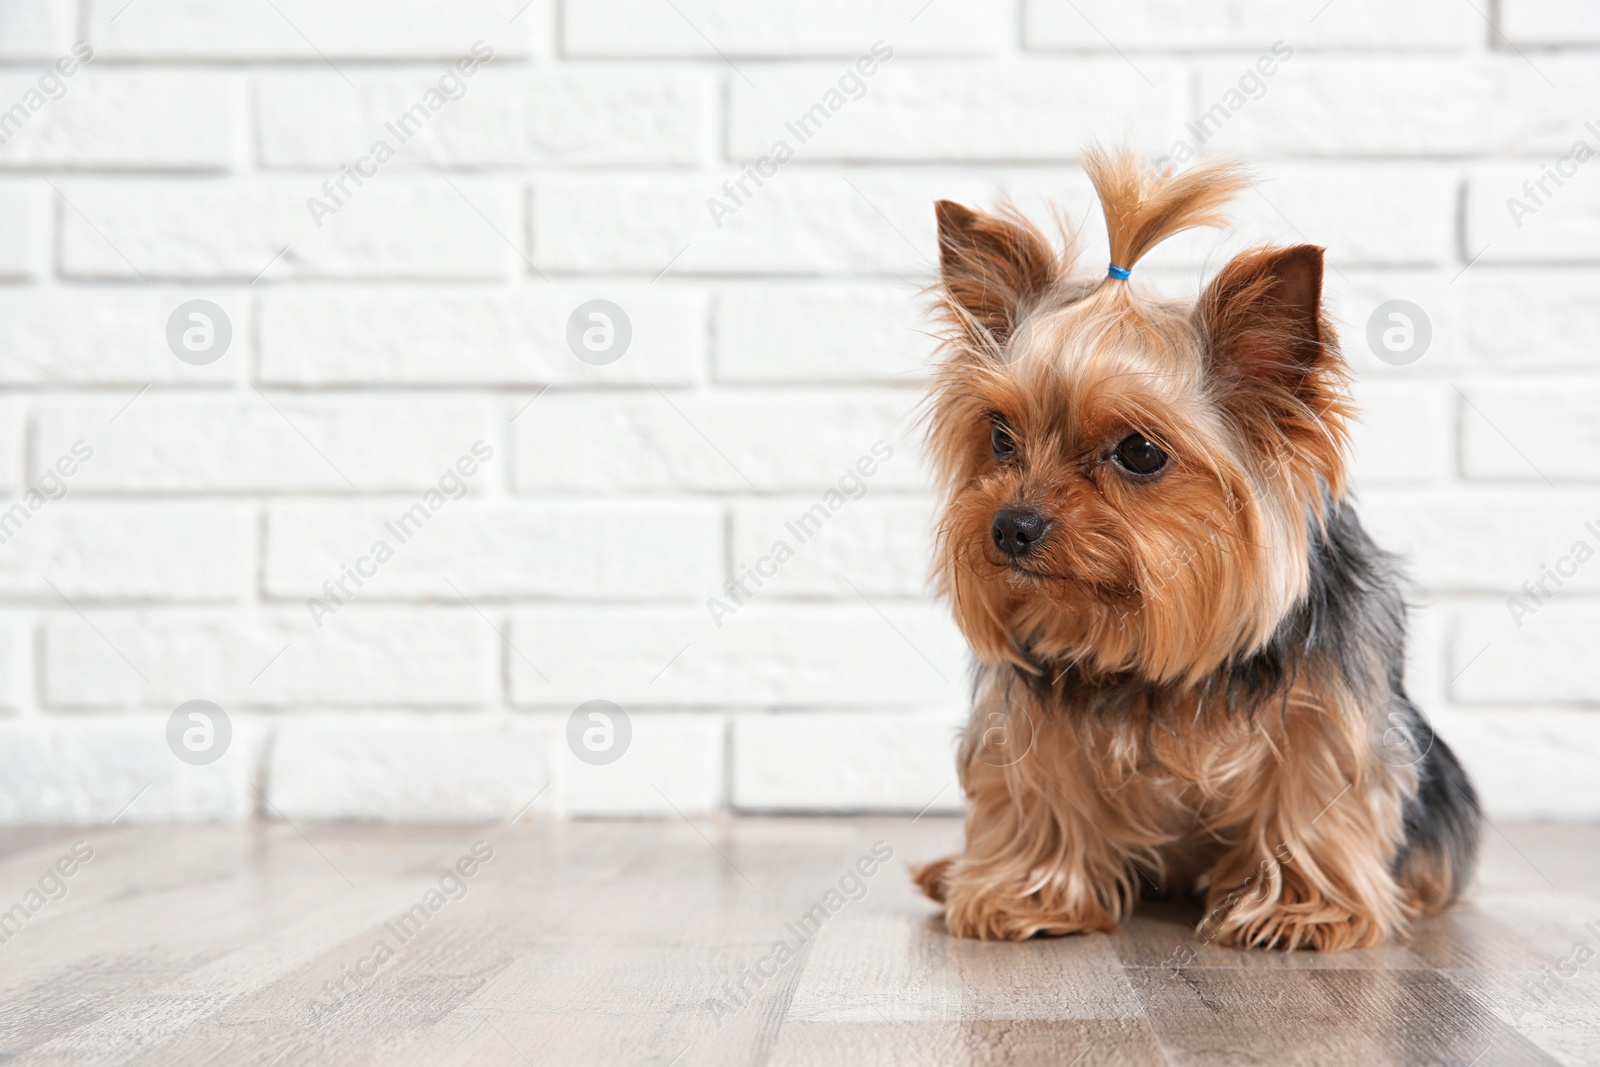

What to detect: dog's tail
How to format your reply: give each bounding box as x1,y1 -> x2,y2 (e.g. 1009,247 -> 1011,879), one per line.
1392,703 -> 1482,915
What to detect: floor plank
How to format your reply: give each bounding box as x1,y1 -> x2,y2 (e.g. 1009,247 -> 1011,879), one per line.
0,818 -> 1595,1066
1127,966 -> 1559,1066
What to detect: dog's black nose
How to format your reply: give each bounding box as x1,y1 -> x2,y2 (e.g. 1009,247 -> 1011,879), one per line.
991,506 -> 1048,558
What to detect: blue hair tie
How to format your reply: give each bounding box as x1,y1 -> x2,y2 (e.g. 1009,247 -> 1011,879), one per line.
1107,263 -> 1131,280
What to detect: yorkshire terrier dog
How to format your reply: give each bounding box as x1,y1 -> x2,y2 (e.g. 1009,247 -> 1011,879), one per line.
911,148 -> 1480,951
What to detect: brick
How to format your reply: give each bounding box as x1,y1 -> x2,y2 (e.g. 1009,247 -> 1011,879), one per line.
1400,601 -> 1450,716
0,290 -> 241,384
1453,601 -> 1600,704
1231,164 -> 1455,268
256,70 -> 522,169
1427,709 -> 1600,820
57,178 -> 522,280
509,605 -> 966,707
263,502 -> 721,600
1335,270 -> 1600,375
562,0 -> 1006,56
0,73 -> 237,169
533,171 -> 991,275
525,67 -> 709,166
1194,58 -> 1600,157
1458,382 -> 1600,481
258,287 -> 704,386
0,180 -> 46,280
1345,381 -> 1452,487
0,617 -> 29,712
0,503 -> 249,601
732,709 -> 963,812
1449,271 -> 1600,370
727,61 -> 1181,162
1025,0 -> 1478,50
91,0 -> 532,59
34,395 -> 492,493
1467,162 -> 1600,265
730,497 -> 935,598
557,712 -> 724,816
1360,489 -> 1600,594
260,67 -> 707,168
1499,1 -> 1600,45
1328,271 -> 1449,378
267,716 -> 550,821
0,397 -> 26,491
0,3 -> 74,59
511,392 -> 918,493
714,283 -> 932,384
43,610 -> 495,708
0,718 -> 259,823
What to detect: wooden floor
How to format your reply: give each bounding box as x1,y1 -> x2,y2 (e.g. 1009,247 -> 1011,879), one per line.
1,818 -> 1597,1066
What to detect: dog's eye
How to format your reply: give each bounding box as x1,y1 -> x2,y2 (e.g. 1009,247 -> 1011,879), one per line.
1113,433 -> 1167,476
990,419 -> 1016,462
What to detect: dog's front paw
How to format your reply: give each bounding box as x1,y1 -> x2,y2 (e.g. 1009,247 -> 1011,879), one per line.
1208,898 -> 1390,951
932,867 -> 1118,941
910,857 -> 954,903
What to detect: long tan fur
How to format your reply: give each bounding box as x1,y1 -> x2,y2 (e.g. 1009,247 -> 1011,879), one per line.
1083,144 -> 1250,273
913,145 -> 1471,952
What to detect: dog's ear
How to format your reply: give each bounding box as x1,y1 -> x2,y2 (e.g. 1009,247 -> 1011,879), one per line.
935,200 -> 1058,349
1200,243 -> 1352,485
1199,244 -> 1327,387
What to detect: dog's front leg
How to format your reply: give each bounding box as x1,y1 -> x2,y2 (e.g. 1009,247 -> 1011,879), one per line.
913,711 -> 1139,941
1200,734 -> 1411,952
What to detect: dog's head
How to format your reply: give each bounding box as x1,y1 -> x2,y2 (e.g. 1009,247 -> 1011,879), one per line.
926,147 -> 1353,686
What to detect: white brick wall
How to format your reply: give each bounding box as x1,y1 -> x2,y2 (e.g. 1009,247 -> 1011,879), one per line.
1,0 -> 1597,823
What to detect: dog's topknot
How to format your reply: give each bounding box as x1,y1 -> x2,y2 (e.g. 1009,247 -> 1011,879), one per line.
1083,144 -> 1250,276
